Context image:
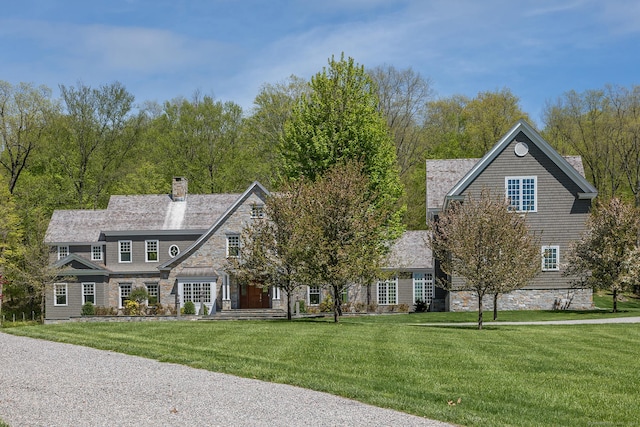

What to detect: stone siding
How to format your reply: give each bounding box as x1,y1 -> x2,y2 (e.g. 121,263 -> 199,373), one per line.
448,288 -> 593,312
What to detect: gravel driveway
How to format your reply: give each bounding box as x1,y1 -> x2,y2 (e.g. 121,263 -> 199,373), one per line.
0,332 -> 452,427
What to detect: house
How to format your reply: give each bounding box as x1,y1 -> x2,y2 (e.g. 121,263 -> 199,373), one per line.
427,120 -> 597,311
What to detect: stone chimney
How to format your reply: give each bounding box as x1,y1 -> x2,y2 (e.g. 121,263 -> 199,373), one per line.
172,177 -> 188,201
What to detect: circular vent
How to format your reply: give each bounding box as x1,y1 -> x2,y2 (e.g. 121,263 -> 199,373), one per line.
514,141 -> 529,157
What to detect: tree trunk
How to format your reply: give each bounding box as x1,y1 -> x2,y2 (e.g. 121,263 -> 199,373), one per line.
286,290 -> 292,321
477,294 -> 484,330
612,288 -> 618,313
493,293 -> 498,321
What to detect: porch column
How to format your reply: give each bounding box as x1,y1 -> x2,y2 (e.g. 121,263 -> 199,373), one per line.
272,286 -> 281,309
222,274 -> 231,310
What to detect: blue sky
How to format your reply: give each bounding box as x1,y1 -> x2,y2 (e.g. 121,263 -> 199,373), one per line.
2,0 -> 639,125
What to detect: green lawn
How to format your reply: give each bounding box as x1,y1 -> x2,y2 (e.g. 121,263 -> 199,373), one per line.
5,308 -> 640,427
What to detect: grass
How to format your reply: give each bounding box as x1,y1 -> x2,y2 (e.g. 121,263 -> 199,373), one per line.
4,306 -> 640,427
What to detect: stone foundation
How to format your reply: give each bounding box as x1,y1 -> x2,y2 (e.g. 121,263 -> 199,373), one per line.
447,288 -> 593,312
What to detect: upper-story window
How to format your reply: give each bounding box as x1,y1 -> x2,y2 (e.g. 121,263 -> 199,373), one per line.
119,240 -> 132,263
506,176 -> 537,212
57,245 -> 69,260
91,245 -> 103,262
146,240 -> 159,262
227,234 -> 240,258
169,244 -> 180,258
251,204 -> 265,219
542,246 -> 560,271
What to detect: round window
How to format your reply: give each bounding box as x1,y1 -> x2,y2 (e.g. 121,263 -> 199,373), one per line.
169,245 -> 180,257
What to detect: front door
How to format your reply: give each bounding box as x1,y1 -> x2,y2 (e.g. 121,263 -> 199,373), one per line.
240,283 -> 270,308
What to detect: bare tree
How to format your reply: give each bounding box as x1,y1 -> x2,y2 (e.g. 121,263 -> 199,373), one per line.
429,189 -> 540,329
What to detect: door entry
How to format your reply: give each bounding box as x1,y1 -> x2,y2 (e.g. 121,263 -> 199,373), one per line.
240,283 -> 270,308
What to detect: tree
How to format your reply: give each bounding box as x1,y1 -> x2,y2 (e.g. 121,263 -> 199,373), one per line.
429,189 -> 540,329
231,182 -> 310,320
280,54 -> 404,238
0,183 -> 22,317
0,81 -> 53,194
565,197 -> 640,312
302,161 -> 394,322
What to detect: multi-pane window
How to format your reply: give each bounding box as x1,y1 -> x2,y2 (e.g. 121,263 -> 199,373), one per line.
119,283 -> 132,308
119,240 -> 132,263
91,245 -> 103,261
251,204 -> 265,219
82,282 -> 95,304
54,283 -> 67,306
146,283 -> 159,305
378,277 -> 398,305
145,240 -> 159,262
506,176 -> 537,212
57,246 -> 69,260
413,272 -> 435,305
182,282 -> 212,303
227,234 -> 240,258
308,286 -> 321,305
542,246 -> 560,271
169,245 -> 180,257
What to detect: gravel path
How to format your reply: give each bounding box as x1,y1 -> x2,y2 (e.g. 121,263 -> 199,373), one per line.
0,332 -> 452,427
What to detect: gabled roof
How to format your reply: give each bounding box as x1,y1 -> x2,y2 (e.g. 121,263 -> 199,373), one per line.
427,120 -> 598,214
159,181 -> 270,270
53,254 -> 110,277
384,230 -> 432,270
45,210 -> 108,244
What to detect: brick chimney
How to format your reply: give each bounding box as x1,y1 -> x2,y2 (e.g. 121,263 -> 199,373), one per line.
172,177 -> 188,201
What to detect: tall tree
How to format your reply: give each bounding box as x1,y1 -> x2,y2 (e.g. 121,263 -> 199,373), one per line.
0,183 -> 23,319
429,189 -> 540,329
0,81 -> 53,194
565,198 -> 640,312
281,54 -> 404,238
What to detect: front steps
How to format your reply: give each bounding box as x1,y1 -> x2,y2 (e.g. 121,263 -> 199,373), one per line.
204,308 -> 287,321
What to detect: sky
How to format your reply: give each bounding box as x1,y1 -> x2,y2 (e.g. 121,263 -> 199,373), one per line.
2,0 -> 639,125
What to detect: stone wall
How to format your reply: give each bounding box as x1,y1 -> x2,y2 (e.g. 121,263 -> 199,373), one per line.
448,288 -> 593,312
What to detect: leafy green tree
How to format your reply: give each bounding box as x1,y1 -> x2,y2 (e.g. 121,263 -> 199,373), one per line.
429,189 -> 540,329
0,81 -> 54,194
565,197 -> 640,312
0,183 -> 23,316
281,54 -> 404,238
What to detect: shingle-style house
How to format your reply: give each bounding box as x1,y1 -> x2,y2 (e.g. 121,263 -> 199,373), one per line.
427,120 -> 598,311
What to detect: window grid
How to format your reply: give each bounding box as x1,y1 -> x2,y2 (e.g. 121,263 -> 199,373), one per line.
119,284 -> 132,308
119,241 -> 132,263
58,246 -> 69,260
182,282 -> 212,303
91,245 -> 103,261
82,283 -> 95,304
309,286 -> 321,305
378,278 -> 398,305
54,283 -> 67,306
542,246 -> 560,271
251,205 -> 265,219
146,283 -> 159,305
146,240 -> 159,262
413,272 -> 434,304
227,235 -> 240,258
506,176 -> 537,212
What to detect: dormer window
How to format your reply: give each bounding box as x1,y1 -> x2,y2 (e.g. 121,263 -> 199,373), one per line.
91,245 -> 103,261
119,240 -> 132,263
57,246 -> 69,260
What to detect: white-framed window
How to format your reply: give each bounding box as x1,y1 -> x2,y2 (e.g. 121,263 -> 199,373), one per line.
82,282 -> 95,304
506,176 -> 537,212
182,282 -> 212,304
169,244 -> 180,257
251,204 -> 265,219
542,246 -> 560,271
91,245 -> 103,261
308,286 -> 321,305
145,240 -> 159,262
57,245 -> 69,260
413,272 -> 434,305
119,240 -> 132,263
54,283 -> 68,306
119,283 -> 132,308
226,234 -> 240,258
146,283 -> 159,305
378,277 -> 398,305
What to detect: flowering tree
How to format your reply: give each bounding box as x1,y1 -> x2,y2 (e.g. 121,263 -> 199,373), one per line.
429,189 -> 540,329
565,198 -> 640,312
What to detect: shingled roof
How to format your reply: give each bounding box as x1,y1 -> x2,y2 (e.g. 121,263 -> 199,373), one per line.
385,230 -> 432,270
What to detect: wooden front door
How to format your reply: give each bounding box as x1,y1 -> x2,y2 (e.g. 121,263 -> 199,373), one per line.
240,284 -> 271,308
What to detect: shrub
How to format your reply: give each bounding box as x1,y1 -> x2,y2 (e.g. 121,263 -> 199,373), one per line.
130,287 -> 149,304
414,299 -> 429,313
94,306 -> 117,315
183,301 -> 196,315
297,300 -> 306,313
354,302 -> 366,312
81,302 -> 95,316
319,295 -> 333,312
124,300 -> 140,316
367,303 -> 378,313
398,303 -> 409,313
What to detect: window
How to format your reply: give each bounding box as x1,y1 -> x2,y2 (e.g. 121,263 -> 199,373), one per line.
542,246 -> 560,271
119,241 -> 132,263
378,277 -> 398,305
182,282 -> 211,303
145,240 -> 159,262
57,246 -> 69,260
54,283 -> 67,306
251,204 -> 265,219
308,286 -> 321,305
91,245 -> 103,261
169,245 -> 180,257
146,283 -> 159,305
119,283 -> 132,308
506,176 -> 537,212
413,272 -> 435,305
82,282 -> 95,304
227,234 -> 240,258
